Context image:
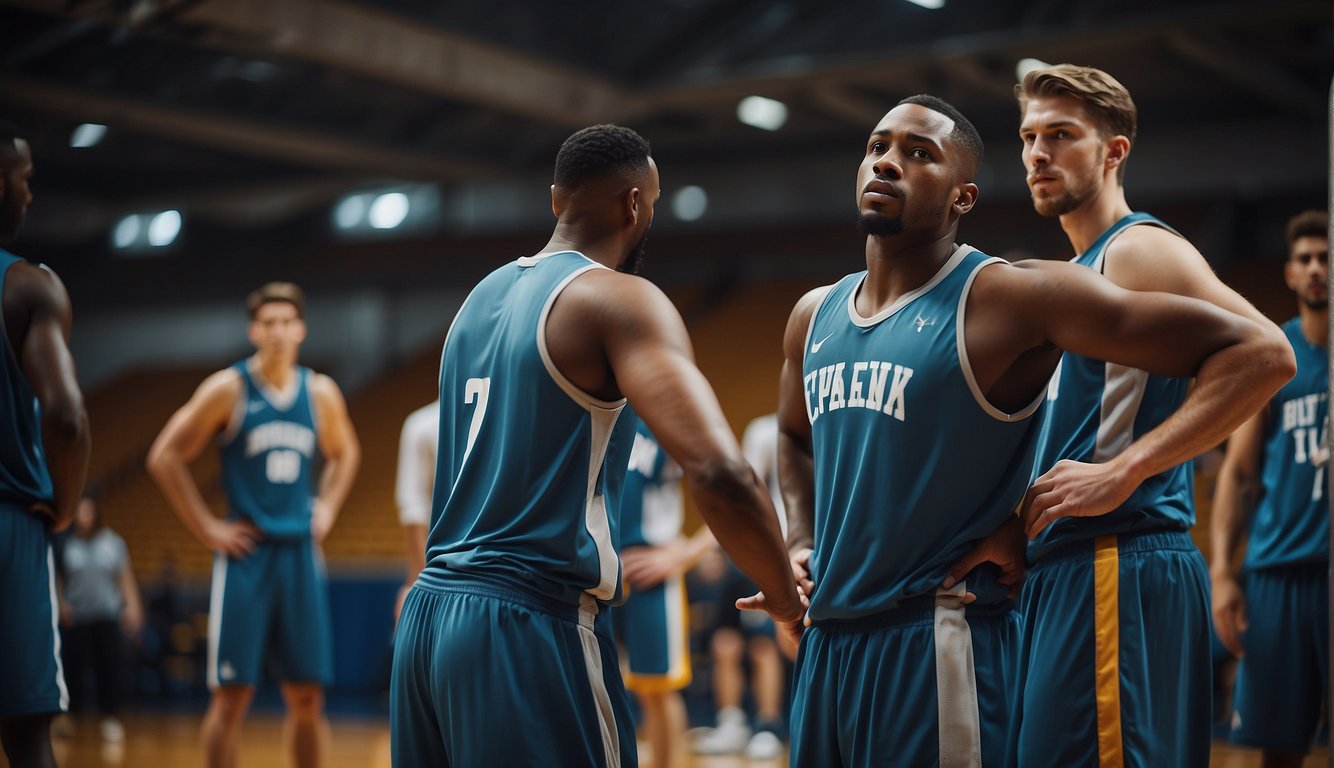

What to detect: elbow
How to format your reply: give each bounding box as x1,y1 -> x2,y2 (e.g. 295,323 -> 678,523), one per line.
43,400 -> 89,448
1257,330 -> 1298,389
685,454 -> 756,509
145,441 -> 172,479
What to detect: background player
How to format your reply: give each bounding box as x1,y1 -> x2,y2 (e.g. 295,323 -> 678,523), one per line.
766,95 -> 1290,767
0,119 -> 91,768
1211,209 -> 1329,767
393,398 -> 438,619
1005,64 -> 1294,768
389,124 -> 802,768
146,282 -> 360,768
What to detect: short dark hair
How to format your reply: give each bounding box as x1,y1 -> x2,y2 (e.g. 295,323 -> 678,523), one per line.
554,124 -> 651,190
247,282 -> 305,319
1286,209 -> 1328,250
896,94 -> 983,180
0,119 -> 27,171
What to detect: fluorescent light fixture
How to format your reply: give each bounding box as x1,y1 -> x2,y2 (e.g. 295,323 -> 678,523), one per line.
671,186 -> 708,222
903,0 -> 944,8
112,215 -> 141,249
737,96 -> 788,132
1016,58 -> 1052,81
147,210 -> 182,246
368,192 -> 410,229
70,123 -> 107,148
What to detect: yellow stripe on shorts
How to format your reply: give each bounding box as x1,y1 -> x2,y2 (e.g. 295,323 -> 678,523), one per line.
1093,535 -> 1124,768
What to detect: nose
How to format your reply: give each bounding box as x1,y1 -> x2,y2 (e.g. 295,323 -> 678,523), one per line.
1027,137 -> 1051,168
872,151 -> 902,180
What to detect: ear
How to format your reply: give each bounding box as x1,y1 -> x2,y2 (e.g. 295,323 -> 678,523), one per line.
952,182 -> 979,215
1104,135 -> 1131,173
246,321 -> 260,348
1283,258 -> 1301,292
550,184 -> 561,218
626,186 -> 641,226
292,318 -> 308,345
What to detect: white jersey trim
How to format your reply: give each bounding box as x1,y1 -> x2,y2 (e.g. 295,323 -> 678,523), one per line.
846,243 -> 972,328
584,407 -> 623,600
956,256 -> 1045,423
218,368 -> 247,446
536,256 -> 628,413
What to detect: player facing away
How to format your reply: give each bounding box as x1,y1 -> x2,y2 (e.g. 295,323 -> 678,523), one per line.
146,282 -> 360,768
389,124 -> 802,768
0,120 -> 91,768
767,95 -> 1292,767
1002,64 -> 1296,768
393,398 -> 438,620
1212,210 -> 1329,767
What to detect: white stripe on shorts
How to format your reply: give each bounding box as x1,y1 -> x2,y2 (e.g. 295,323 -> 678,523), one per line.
577,593 -> 620,768
934,581 -> 981,768
46,546 -> 69,711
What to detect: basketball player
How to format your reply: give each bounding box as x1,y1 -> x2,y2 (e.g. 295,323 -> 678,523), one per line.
389,124 -> 802,768
761,95 -> 1291,767
1212,209 -> 1329,767
146,282 -> 360,768
393,398 -> 437,619
613,409 -> 715,768
0,121 -> 91,768
996,64 -> 1295,768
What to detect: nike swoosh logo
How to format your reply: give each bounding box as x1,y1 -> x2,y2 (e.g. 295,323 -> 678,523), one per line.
810,332 -> 835,354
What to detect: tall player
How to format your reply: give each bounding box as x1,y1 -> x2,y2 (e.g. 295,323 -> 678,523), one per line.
1007,64 -> 1293,767
147,282 -> 360,768
766,95 -> 1290,766
389,124 -> 802,768
1212,209 -> 1329,767
0,121 -> 91,768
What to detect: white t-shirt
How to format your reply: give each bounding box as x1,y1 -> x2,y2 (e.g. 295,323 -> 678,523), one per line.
741,413 -> 786,538
396,400 -> 440,527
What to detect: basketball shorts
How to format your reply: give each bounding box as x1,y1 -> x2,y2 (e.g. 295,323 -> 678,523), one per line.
1230,562 -> 1329,753
615,572 -> 691,693
391,574 -> 637,768
1018,530 -> 1211,768
790,582 -> 1019,768
0,505 -> 67,717
207,537 -> 332,688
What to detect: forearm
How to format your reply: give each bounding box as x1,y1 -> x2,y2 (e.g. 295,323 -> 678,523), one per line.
404,523 -> 427,577
317,448 -> 360,516
1210,472 -> 1253,580
42,403 -> 90,524
147,453 -> 218,543
778,432 -> 815,553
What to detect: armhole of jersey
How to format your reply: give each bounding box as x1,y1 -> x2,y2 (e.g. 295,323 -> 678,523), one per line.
218,368 -> 247,445
956,258 -> 1045,423
0,259 -> 18,370
305,369 -> 321,434
536,264 -> 627,414
1092,218 -> 1180,274
801,284 -> 838,371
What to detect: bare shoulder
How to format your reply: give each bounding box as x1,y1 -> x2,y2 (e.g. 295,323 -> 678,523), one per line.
563,267 -> 681,328
309,372 -> 346,400
6,261 -> 71,315
1103,224 -> 1210,293
787,284 -> 836,331
194,368 -> 244,406
973,258 -> 1104,305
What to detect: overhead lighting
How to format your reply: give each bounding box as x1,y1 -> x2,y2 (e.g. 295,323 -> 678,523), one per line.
903,0 -> 944,8
368,192 -> 410,229
1016,58 -> 1053,81
112,215 -> 141,249
70,123 -> 107,148
334,193 -> 371,230
737,96 -> 788,132
671,186 -> 708,222
147,210 -> 182,246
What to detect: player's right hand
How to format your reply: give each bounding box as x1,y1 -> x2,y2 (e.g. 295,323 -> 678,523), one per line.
31,501 -> 73,532
789,546 -> 815,598
1211,575 -> 1247,658
205,518 -> 262,558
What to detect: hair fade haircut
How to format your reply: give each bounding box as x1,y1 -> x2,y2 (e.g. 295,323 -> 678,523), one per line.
247,282 -> 306,320
554,124 -> 651,190
1286,209 -> 1328,250
1017,64 -> 1137,181
897,94 -> 984,180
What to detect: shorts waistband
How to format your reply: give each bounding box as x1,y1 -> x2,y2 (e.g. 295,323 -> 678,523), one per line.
413,571 -> 600,627
810,594 -> 1013,633
1033,529 -> 1196,566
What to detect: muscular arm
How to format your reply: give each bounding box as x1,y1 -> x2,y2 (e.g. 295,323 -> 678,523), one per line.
146,370 -> 258,556
311,374 -> 360,542
8,264 -> 89,528
549,271 -> 802,622
1209,411 -> 1265,655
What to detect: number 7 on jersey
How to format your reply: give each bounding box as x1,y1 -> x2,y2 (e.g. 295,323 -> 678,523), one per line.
462,377 -> 491,463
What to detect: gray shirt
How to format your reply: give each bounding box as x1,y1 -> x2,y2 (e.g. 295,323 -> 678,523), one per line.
62,529 -> 129,623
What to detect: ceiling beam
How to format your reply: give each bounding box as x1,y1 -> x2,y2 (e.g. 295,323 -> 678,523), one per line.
1167,30 -> 1324,119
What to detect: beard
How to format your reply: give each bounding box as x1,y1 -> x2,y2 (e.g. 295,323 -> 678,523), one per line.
1031,188 -> 1091,218
620,236 -> 648,275
1302,294 -> 1328,311
0,197 -> 22,243
856,212 -> 904,237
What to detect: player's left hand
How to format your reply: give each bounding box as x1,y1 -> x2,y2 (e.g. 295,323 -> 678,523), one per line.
736,587 -> 808,660
1020,458 -> 1137,539
310,500 -> 337,543
621,544 -> 682,590
942,516 -> 1026,601
31,501 -> 72,532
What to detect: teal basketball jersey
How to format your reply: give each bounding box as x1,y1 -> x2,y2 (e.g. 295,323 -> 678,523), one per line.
422,250 -> 631,606
0,251 -> 53,508
218,362 -> 319,538
1245,317 -> 1329,570
615,409 -> 682,550
1029,213 -> 1194,561
803,245 -> 1044,622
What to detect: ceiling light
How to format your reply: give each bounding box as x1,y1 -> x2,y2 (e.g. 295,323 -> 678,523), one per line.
147,210 -> 182,246
112,215 -> 141,249
903,0 -> 944,8
671,186 -> 708,222
70,123 -> 107,148
368,192 -> 410,229
1016,58 -> 1052,81
737,96 -> 788,132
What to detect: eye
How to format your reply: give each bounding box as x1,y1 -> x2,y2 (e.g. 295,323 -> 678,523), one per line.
869,141 -> 887,154
909,148 -> 932,160
1055,130 -> 1071,140
1020,133 -> 1035,145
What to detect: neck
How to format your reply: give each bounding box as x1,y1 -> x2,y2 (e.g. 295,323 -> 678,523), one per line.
253,353 -> 296,389
541,221 -> 626,271
859,230 -> 957,314
1299,305 -> 1328,348
1057,179 -> 1132,255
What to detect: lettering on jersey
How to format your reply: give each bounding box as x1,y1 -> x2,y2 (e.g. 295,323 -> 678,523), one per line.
1280,392 -> 1329,501
628,433 -> 660,477
804,360 -> 913,424
244,421 -> 316,458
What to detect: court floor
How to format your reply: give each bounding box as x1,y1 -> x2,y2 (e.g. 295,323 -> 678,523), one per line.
8,712 -> 1327,767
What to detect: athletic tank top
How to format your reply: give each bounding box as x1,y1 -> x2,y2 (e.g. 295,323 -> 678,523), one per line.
614,410 -> 683,550
1245,317 -> 1329,569
0,250 -> 54,508
1028,213 -> 1194,561
218,361 -> 320,538
803,246 -> 1044,621
422,250 -> 631,606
